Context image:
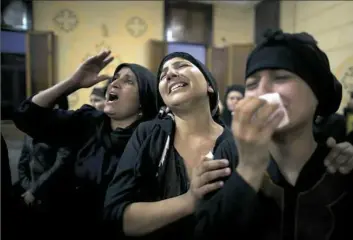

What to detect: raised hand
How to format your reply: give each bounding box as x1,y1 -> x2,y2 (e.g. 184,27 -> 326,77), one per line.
71,50 -> 114,88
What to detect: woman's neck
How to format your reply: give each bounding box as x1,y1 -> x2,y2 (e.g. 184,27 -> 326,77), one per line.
110,114 -> 140,130
269,122 -> 317,185
173,103 -> 220,138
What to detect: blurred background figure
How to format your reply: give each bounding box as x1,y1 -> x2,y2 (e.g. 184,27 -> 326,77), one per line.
90,86 -> 107,111
221,84 -> 245,128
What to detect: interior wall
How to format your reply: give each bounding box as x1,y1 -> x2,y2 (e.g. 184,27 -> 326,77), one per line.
213,2 -> 254,47
32,1 -> 255,109
280,1 -> 353,112
33,1 -> 164,109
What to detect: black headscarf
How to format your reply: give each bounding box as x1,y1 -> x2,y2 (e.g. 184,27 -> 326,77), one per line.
246,29 -> 342,117
221,84 -> 245,128
80,63 -> 158,165
111,63 -> 158,121
156,52 -> 219,118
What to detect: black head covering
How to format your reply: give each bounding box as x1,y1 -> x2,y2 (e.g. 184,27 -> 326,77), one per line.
91,87 -> 106,99
246,29 -> 342,117
156,52 -> 219,117
110,63 -> 158,121
221,84 -> 245,127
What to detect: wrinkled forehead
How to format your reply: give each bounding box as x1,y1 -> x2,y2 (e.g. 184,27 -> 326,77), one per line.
113,66 -> 137,80
162,57 -> 193,69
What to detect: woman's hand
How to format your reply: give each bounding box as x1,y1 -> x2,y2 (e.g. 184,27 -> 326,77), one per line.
70,50 -> 114,89
324,137 -> 353,174
185,156 -> 230,208
232,97 -> 284,170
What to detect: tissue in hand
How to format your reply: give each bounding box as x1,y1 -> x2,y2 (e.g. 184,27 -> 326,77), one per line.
258,93 -> 289,129
205,151 -> 214,159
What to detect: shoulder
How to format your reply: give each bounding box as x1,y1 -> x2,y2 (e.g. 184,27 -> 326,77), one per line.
73,104 -> 104,118
214,127 -> 238,165
68,104 -> 106,129
216,127 -> 237,149
135,118 -> 166,137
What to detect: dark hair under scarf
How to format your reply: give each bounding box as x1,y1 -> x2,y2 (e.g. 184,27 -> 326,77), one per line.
110,63 -> 158,121
156,52 -> 219,118
246,29 -> 342,117
221,84 -> 245,128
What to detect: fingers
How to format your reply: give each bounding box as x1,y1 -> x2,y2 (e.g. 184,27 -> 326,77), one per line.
196,181 -> 224,196
263,109 -> 284,133
96,74 -> 112,82
233,97 -> 281,131
102,56 -> 114,67
195,159 -> 229,176
256,104 -> 281,128
326,137 -> 336,148
96,49 -> 111,61
235,98 -> 267,127
199,167 -> 231,186
325,141 -> 352,174
338,157 -> 353,174
88,50 -> 114,69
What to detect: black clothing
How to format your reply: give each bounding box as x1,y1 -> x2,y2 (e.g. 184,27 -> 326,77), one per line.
313,113 -> 347,144
1,135 -> 13,238
13,61 -> 158,237
13,101 -> 143,236
246,29 -> 342,117
195,144 -> 353,240
18,135 -> 71,199
104,116 -> 238,239
1,135 -> 12,205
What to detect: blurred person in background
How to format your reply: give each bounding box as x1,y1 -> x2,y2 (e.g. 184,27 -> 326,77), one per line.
90,86 -> 107,111
221,84 -> 245,128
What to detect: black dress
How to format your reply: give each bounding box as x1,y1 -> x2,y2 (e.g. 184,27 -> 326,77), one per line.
13,100 -> 142,238
195,144 -> 353,240
104,116 -> 238,239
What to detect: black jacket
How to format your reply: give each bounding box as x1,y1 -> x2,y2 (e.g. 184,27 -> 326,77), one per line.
104,116 -> 238,239
17,135 -> 72,199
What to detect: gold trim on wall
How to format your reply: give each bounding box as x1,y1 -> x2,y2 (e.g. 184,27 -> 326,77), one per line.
206,47 -> 212,70
25,33 -> 32,97
47,33 -> 53,87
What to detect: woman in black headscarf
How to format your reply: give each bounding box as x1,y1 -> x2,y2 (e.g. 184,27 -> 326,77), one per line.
221,84 -> 245,128
13,50 -> 158,238
104,52 -> 238,239
194,30 -> 353,240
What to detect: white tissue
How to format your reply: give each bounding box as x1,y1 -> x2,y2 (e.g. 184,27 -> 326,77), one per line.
206,151 -> 214,159
259,93 -> 289,129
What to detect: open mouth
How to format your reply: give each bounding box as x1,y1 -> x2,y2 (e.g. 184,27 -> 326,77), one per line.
169,82 -> 188,93
107,93 -> 119,102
